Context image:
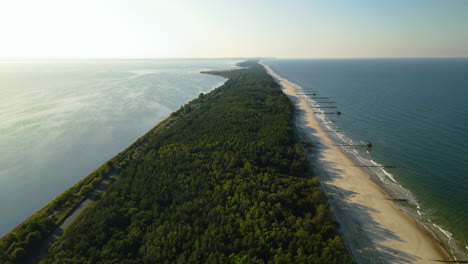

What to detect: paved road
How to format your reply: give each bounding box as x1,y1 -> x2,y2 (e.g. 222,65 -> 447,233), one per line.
24,171 -> 117,264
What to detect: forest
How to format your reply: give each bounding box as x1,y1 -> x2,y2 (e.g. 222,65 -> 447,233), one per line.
1,61 -> 353,263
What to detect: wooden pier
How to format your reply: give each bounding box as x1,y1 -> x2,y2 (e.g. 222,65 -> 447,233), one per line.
434,261 -> 468,263
316,111 -> 342,115
389,198 -> 408,202
353,165 -> 397,168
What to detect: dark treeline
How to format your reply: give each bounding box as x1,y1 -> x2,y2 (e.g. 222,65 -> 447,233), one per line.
7,61 -> 353,263
0,161 -> 115,264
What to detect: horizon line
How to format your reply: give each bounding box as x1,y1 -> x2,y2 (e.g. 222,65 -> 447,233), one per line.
1,56 -> 467,61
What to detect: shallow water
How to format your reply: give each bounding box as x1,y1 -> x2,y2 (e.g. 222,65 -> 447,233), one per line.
264,58 -> 468,258
0,59 -> 240,236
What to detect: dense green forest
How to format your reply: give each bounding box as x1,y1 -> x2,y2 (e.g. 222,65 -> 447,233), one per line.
2,61 -> 353,263
0,161 -> 115,263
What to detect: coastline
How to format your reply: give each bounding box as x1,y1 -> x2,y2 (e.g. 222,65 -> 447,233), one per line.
260,62 -> 451,263
37,61 -> 356,263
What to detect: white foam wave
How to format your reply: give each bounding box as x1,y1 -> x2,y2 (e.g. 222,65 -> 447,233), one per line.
433,224 -> 460,259
369,160 -> 398,183
270,69 -> 468,259
434,224 -> 454,241
335,132 -> 347,142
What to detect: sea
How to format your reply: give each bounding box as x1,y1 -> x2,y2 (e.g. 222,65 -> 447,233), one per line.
1,58 -> 467,259
263,58 -> 468,259
0,58 -> 240,237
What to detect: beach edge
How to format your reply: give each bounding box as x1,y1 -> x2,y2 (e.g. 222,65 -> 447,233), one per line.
259,61 -> 452,263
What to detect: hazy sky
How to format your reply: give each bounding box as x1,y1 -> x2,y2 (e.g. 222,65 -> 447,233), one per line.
1,0 -> 467,58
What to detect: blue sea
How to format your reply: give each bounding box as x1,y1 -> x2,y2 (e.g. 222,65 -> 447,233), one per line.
264,58 -> 468,259
0,58 -> 240,237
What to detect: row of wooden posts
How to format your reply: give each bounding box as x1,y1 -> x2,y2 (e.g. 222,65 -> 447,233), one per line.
303,89 -> 397,168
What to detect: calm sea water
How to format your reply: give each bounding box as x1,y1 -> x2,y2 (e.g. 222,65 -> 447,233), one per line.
0,59 -> 240,236
264,58 -> 468,258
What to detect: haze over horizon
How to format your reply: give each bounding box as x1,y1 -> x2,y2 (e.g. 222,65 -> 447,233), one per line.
1,0 -> 467,59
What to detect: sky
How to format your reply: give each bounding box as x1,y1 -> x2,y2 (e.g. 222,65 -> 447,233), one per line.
0,0 -> 467,58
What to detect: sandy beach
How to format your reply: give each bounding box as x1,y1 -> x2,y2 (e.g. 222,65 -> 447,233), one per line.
260,62 -> 451,263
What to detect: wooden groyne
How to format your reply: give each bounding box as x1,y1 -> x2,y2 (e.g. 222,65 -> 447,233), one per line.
316,111 -> 342,115
434,261 -> 468,263
311,97 -> 329,99
353,165 -> 397,168
312,106 -> 338,108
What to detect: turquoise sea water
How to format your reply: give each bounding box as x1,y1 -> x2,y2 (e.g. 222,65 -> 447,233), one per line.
264,58 -> 468,258
0,59 -> 240,236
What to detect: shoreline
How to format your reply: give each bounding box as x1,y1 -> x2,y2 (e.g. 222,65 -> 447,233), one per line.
260,62 -> 451,263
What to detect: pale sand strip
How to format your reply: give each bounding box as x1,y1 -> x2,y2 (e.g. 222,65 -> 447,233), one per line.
260,62 -> 450,264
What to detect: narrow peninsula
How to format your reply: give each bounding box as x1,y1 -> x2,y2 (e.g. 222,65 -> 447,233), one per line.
0,61 -> 353,263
